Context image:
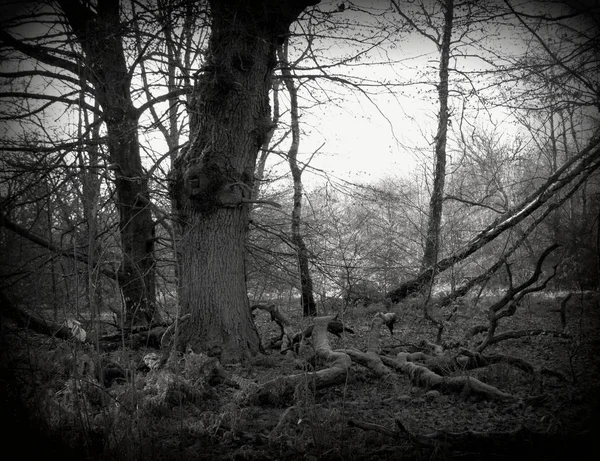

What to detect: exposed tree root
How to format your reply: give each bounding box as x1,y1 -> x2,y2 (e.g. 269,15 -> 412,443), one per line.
255,316 -> 351,404
466,324 -> 489,339
252,303 -> 295,351
457,349 -> 566,381
291,319 -> 354,346
485,328 -> 571,346
255,312 -> 524,403
382,353 -> 516,401
384,344 -> 565,382
339,313 -> 398,380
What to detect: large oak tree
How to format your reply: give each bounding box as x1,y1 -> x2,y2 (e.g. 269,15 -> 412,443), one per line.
170,0 -> 318,362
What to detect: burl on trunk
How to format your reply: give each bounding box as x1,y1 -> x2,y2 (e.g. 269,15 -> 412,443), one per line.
170,0 -> 318,362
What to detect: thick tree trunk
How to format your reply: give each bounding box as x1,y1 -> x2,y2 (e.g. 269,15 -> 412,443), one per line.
58,0 -> 157,327
421,0 -> 454,272
170,0 -> 317,362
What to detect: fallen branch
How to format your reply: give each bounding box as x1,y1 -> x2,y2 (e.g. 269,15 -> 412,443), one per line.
98,326 -> 165,351
466,324 -> 489,339
387,134 -> 600,303
381,353 -> 516,401
347,419 -> 400,440
0,211 -> 118,280
457,349 -> 566,381
339,313 -> 397,380
477,244 -> 561,352
255,316 -> 351,405
252,303 -> 295,351
288,318 -> 354,351
0,291 -> 72,340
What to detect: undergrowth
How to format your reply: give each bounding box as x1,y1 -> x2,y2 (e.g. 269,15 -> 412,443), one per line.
2,292 -> 600,460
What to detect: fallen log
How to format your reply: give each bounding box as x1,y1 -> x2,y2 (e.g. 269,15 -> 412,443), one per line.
0,291 -> 72,340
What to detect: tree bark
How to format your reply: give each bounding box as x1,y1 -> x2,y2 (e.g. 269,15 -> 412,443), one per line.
278,38 -> 317,317
421,0 -> 454,272
170,0 -> 318,362
58,0 -> 158,327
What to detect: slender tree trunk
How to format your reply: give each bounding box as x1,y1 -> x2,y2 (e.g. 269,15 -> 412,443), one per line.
421,0 -> 454,272
278,38 -> 317,317
252,79 -> 280,201
58,0 -> 158,327
170,0 -> 317,361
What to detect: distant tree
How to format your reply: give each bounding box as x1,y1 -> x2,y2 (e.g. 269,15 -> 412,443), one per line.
392,0 -> 455,274
387,0 -> 600,302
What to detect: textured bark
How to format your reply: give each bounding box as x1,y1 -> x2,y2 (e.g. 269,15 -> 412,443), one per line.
58,0 -> 157,327
170,0 -> 317,362
421,0 -> 454,272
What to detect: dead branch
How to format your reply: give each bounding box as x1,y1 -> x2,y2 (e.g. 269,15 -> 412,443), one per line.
160,313 -> 191,349
457,349 -> 566,381
347,419 -> 400,439
339,313 -> 397,380
381,353 -> 516,401
439,170 -> 590,309
135,193 -> 174,237
387,134 -> 600,304
289,318 -> 354,350
368,312 -> 397,353
0,291 -> 72,340
252,303 -> 295,352
466,324 -> 489,339
0,211 -> 118,280
477,244 -> 561,352
98,326 -> 165,351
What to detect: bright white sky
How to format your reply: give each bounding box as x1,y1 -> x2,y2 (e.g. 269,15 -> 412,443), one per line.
2,0 -> 579,191
261,1 -> 526,188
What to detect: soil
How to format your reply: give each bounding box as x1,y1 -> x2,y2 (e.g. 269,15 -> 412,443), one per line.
1,291 -> 599,460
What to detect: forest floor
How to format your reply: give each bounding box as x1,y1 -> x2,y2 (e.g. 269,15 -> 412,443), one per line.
2,291 -> 600,461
